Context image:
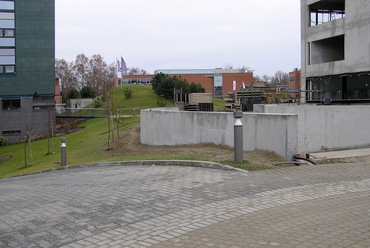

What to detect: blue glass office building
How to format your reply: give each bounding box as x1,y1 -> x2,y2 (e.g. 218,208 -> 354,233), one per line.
0,0 -> 55,143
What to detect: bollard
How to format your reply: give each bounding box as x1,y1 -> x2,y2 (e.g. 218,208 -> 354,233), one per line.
234,111 -> 244,163
61,138 -> 67,166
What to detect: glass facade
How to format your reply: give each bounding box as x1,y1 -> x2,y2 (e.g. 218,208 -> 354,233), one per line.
155,69 -> 214,75
214,74 -> 223,97
307,73 -> 370,102
0,0 -> 55,96
0,0 -> 15,75
120,78 -> 153,85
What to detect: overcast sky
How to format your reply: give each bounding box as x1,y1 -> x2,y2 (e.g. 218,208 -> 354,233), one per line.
56,0 -> 301,77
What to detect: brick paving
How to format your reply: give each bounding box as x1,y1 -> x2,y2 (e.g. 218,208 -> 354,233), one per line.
0,163 -> 369,248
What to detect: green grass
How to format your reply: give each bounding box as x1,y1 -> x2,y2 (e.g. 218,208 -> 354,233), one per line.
94,84 -> 225,112
99,85 -> 174,109
0,86 -> 247,179
0,117 -> 142,178
0,117 -> 267,178
213,98 -> 226,112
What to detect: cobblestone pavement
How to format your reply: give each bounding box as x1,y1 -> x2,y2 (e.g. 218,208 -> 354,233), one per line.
0,163 -> 369,248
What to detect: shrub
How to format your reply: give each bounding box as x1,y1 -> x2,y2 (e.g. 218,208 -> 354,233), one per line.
124,87 -> 133,99
0,136 -> 8,146
93,98 -> 103,108
66,88 -> 80,100
152,73 -> 205,100
80,86 -> 96,98
157,96 -> 167,107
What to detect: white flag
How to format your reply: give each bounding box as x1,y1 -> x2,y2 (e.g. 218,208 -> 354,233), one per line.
233,81 -> 237,91
116,59 -> 121,78
242,81 -> 246,89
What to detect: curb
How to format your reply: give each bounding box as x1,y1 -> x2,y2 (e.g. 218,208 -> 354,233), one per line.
2,160 -> 247,179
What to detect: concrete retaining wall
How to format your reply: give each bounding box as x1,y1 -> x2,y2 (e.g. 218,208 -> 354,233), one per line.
254,104 -> 370,153
141,108 -> 298,159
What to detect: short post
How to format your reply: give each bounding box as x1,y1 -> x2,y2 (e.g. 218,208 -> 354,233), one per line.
234,111 -> 244,163
61,138 -> 67,166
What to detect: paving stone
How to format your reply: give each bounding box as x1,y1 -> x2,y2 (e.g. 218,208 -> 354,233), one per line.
0,163 -> 369,247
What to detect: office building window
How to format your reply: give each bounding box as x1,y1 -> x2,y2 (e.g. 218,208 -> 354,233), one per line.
0,1 -> 14,10
214,75 -> 223,97
2,130 -> 21,135
2,98 -> 20,110
0,0 -> 15,75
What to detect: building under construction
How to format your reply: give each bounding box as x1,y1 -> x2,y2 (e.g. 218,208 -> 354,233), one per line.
301,0 -> 370,103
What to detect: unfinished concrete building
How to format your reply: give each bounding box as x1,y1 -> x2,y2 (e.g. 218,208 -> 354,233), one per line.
301,0 -> 370,103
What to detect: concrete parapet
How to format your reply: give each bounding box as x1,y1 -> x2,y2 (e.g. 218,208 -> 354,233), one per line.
254,104 -> 370,153
141,108 -> 298,159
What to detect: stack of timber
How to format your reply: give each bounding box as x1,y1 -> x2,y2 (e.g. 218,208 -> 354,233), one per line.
185,93 -> 214,112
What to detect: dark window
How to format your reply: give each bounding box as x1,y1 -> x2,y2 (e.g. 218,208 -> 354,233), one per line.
290,76 -> 295,82
33,105 -> 50,110
214,86 -> 223,97
2,130 -> 21,135
2,98 -> 20,110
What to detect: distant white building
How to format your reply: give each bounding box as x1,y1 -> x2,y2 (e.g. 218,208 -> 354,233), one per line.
301,0 -> 370,103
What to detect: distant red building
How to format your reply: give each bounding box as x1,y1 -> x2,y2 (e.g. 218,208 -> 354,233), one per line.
55,77 -> 62,104
116,68 -> 253,98
289,69 -> 301,91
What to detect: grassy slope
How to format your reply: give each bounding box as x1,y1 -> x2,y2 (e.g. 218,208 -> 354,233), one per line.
102,85 -> 174,109
0,85 -> 243,178
0,117 -> 137,178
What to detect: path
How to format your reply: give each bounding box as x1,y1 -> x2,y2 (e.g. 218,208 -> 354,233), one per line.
0,163 -> 369,247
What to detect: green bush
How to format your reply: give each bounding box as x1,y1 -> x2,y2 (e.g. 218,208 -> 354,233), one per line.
124,87 -> 133,99
93,98 -> 103,108
0,136 -> 8,146
157,96 -> 167,107
66,88 -> 80,100
152,73 -> 205,100
80,86 -> 96,98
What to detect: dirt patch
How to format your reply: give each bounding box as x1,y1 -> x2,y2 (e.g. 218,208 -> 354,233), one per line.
56,118 -> 88,136
0,156 -> 10,163
315,155 -> 370,165
106,125 -> 286,166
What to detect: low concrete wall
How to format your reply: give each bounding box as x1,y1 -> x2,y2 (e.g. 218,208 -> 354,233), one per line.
67,98 -> 94,109
254,104 -> 370,153
141,108 -> 298,159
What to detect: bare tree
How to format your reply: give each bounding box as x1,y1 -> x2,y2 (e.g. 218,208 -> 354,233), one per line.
73,53 -> 89,90
23,110 -> 34,168
224,64 -> 234,70
239,66 -> 254,73
56,54 -> 117,97
271,71 -> 289,85
127,67 -> 147,75
262,75 -> 271,83
253,75 -> 262,82
55,59 -> 77,93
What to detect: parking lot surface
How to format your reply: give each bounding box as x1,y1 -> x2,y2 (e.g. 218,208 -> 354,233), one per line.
0,163 -> 369,248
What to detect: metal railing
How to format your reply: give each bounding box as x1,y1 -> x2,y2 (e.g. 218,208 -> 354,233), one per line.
56,108 -> 147,118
